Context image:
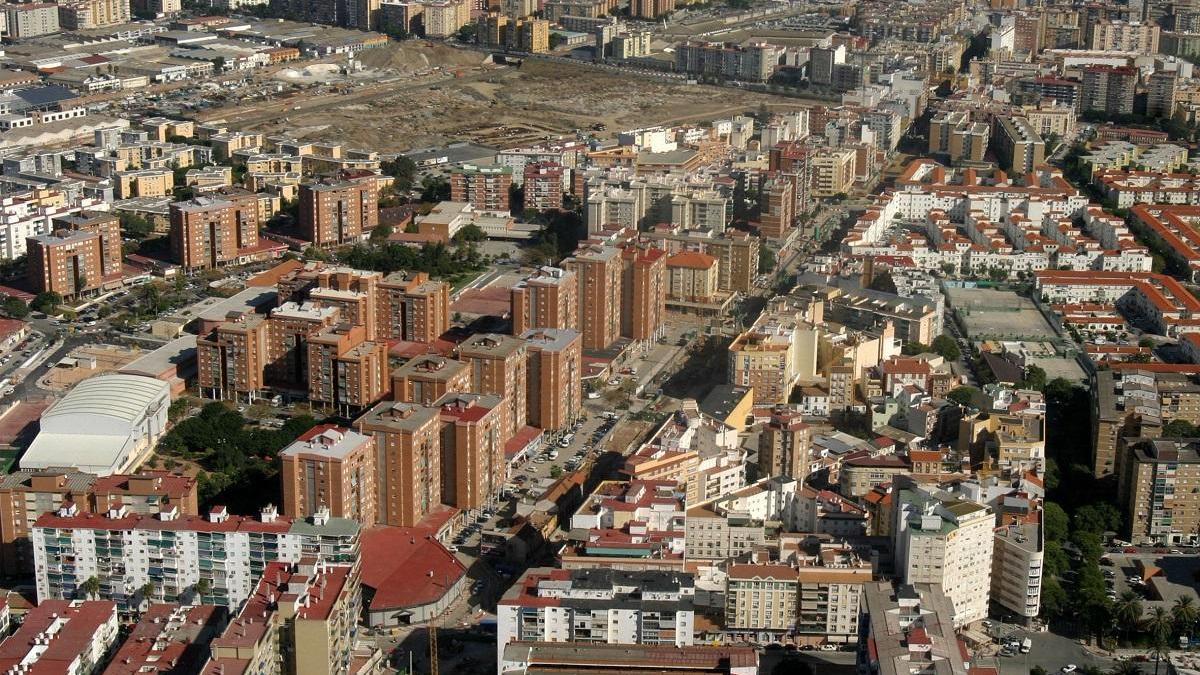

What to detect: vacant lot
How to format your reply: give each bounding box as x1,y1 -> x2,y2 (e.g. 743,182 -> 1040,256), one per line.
201,42 -> 826,152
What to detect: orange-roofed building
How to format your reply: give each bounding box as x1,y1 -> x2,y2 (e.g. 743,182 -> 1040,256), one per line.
666,251 -> 720,304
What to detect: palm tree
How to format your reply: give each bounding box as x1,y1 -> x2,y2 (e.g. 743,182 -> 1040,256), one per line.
138,582 -> 156,609
1144,607 -> 1174,675
1114,592 -> 1144,645
78,576 -> 101,599
1174,596 -> 1199,643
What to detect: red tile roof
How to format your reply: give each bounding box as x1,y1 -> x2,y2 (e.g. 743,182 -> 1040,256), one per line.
665,251 -> 717,270
359,526 -> 466,611
0,318 -> 27,340
0,600 -> 117,675
33,510 -> 293,534
104,604 -> 223,675
505,425 -> 543,460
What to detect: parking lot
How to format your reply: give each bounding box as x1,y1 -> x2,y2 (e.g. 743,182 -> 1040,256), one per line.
445,407 -> 625,550
1100,549 -> 1200,615
993,628 -> 1124,675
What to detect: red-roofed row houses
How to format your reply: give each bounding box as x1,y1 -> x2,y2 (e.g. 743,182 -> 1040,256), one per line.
1035,270 -> 1200,337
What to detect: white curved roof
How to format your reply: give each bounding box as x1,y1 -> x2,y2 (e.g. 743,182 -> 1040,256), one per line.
41,374 -> 168,428
21,374 -> 170,476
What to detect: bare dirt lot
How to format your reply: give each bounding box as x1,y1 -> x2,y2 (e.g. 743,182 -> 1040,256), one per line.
201,42 -> 826,152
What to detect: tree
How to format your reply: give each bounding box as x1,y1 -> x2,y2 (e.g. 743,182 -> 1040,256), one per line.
453,224 -> 486,243
30,291 -> 62,314
456,23 -> 477,43
195,578 -> 212,598
1144,606 -> 1174,673
168,397 -> 191,421
1110,663 -> 1142,675
420,175 -> 450,202
1162,419 -> 1200,438
1044,502 -> 1069,543
549,465 -> 563,479
2,296 -> 28,319
79,576 -> 102,599
1039,576 -> 1069,619
1020,364 -> 1047,391
758,247 -> 776,273
1032,668 -> 1049,675
946,386 -> 978,406
142,283 -> 164,318
1174,595 -> 1198,642
930,335 -> 961,361
1114,592 -> 1144,645
140,582 -> 156,601
380,156 -> 418,193
1139,336 -> 1157,348
1074,503 -> 1122,534
302,245 -> 331,262
1044,540 -> 1070,576
370,223 -> 394,242
868,272 -> 897,295
549,32 -> 565,49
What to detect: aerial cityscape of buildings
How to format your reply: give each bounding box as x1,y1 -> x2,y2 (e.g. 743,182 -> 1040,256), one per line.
0,0 -> 1198,673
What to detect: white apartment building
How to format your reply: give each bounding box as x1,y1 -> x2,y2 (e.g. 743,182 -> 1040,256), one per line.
0,193 -> 108,261
949,477 -> 1046,624
685,477 -> 798,561
861,582 -> 968,675
32,503 -> 360,609
703,476 -> 800,526
1090,20 -> 1160,55
992,519 -> 1044,624
497,568 -> 696,671
761,111 -> 810,148
893,485 -> 995,627
670,191 -> 729,232
586,187 -> 641,233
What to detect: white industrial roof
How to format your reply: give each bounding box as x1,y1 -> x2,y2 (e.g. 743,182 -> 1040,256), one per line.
42,374 -> 168,427
20,374 -> 169,476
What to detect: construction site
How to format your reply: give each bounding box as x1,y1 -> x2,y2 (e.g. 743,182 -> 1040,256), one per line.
196,41 -> 826,152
